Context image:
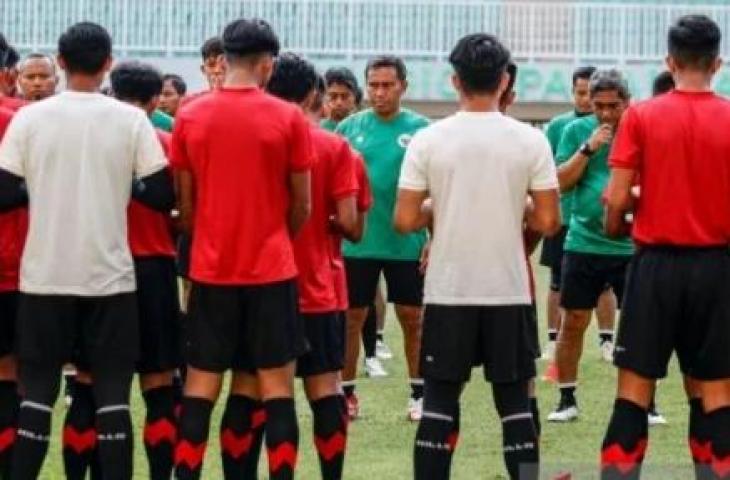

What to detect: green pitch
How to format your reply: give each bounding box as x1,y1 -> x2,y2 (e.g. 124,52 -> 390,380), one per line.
39,260 -> 692,479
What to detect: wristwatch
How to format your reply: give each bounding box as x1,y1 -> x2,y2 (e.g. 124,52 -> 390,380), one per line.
579,142 -> 595,157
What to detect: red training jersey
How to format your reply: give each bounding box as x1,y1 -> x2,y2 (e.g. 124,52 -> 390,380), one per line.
609,90 -> 730,246
0,107 -> 28,292
170,87 -> 314,285
294,125 -> 358,313
0,96 -> 26,112
127,129 -> 176,258
332,151 -> 373,311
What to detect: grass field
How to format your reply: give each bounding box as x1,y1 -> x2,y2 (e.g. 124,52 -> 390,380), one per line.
38,259 -> 694,479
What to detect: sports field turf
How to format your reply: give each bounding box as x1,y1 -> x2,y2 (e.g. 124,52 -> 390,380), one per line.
39,258 -> 692,479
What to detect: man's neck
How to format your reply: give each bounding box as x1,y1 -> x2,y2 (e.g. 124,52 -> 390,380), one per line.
675,70 -> 713,93
575,109 -> 592,117
223,68 -> 260,89
65,74 -> 101,93
374,107 -> 401,122
460,93 -> 500,113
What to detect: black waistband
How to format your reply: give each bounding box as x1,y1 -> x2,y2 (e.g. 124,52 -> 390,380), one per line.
637,244 -> 729,254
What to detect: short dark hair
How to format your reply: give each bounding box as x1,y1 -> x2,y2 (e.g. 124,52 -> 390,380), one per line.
311,75 -> 326,112
200,37 -> 224,61
652,71 -> 675,96
58,22 -> 112,75
448,33 -> 511,95
163,73 -> 187,95
572,66 -> 597,86
365,55 -> 407,82
266,52 -> 318,103
110,61 -> 163,104
324,67 -> 359,94
0,34 -> 19,69
668,14 -> 721,70
222,18 -> 280,61
506,62 -> 518,93
589,69 -> 630,100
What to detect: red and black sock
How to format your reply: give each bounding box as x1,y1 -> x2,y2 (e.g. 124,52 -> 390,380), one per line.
707,406 -> 730,480
311,395 -> 348,480
62,382 -> 97,480
600,399 -> 648,480
142,386 -> 177,480
0,381 -> 18,478
220,395 -> 265,479
414,378 -> 461,480
265,398 -> 299,480
174,397 -> 213,480
689,398 -> 712,479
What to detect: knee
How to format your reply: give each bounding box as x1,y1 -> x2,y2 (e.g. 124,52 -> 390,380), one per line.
560,313 -> 590,336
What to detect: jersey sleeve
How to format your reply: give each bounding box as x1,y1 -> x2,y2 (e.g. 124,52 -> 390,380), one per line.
169,114 -> 191,171
529,133 -> 559,191
288,109 -> 314,172
330,140 -> 358,201
353,152 -> 373,212
398,128 -> 430,191
555,121 -> 582,167
609,106 -> 642,170
544,118 -> 561,155
133,113 -> 168,178
0,110 -> 27,177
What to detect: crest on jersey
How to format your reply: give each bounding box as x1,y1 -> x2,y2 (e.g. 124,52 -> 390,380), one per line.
397,133 -> 413,148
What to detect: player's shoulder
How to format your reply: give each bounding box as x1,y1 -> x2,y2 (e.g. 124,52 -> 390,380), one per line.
399,108 -> 430,128
500,114 -> 547,142
563,113 -> 596,134
336,109 -> 371,133
545,110 -> 575,131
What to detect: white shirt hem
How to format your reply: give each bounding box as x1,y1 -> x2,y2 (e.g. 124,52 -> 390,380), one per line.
423,294 -> 533,306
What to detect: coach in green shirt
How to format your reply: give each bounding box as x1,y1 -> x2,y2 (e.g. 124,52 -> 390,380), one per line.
336,56 -> 429,421
548,69 -> 633,423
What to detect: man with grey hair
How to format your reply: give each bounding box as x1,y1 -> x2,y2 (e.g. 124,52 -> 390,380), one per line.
547,69 -> 634,422
17,53 -> 58,101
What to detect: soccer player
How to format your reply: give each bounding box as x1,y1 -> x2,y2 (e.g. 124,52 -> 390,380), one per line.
159,73 -> 187,117
170,19 -> 312,480
547,70 -> 633,423
395,33 -> 559,480
267,52 -> 360,480
321,67 -> 360,131
0,105 -> 21,479
17,53 -> 58,101
0,35 -> 25,111
336,55 -> 430,421
541,66 -> 617,363
0,22 -> 173,480
601,15 -> 730,479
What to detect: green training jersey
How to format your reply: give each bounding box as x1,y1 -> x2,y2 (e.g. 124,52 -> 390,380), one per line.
337,108 -> 429,260
555,115 -> 634,256
320,118 -> 338,132
151,109 -> 174,132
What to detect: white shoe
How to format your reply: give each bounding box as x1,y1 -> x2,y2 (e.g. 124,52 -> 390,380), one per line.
376,340 -> 393,360
600,341 -> 614,363
541,341 -> 556,361
547,402 -> 579,423
364,357 -> 388,378
407,397 -> 423,422
648,410 -> 668,426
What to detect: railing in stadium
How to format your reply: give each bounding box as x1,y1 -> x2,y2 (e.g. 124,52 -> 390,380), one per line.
2,0 -> 729,62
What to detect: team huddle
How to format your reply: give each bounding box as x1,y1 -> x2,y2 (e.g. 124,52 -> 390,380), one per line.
0,10 -> 728,480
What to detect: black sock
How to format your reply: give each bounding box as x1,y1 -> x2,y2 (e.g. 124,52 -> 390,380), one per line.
311,395 -> 347,480
559,384 -> 577,406
547,329 -> 558,343
342,383 -> 355,398
174,397 -> 213,480
376,331 -> 384,342
414,378 -> 462,480
95,404 -> 134,480
493,381 -> 539,480
142,386 -> 177,480
0,381 -> 18,479
410,379 -> 424,401
530,397 -> 541,438
362,305 -> 377,359
220,395 -> 264,480
601,399 -> 648,480
707,406 -> 730,480
599,330 -> 614,345
689,398 -> 712,479
11,400 -> 53,480
62,383 -> 97,480
172,372 -> 184,418
265,398 -> 299,480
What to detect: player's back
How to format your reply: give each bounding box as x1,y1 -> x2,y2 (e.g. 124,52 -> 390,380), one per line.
621,90 -> 730,245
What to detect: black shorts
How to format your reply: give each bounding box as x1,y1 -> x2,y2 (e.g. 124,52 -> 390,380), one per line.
344,258 -> 423,308
185,279 -> 307,373
296,312 -> 345,377
614,246 -> 730,380
560,252 -> 631,310
0,291 -> 18,357
420,304 -> 538,384
135,256 -> 182,374
176,233 -> 191,279
16,293 -> 138,375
